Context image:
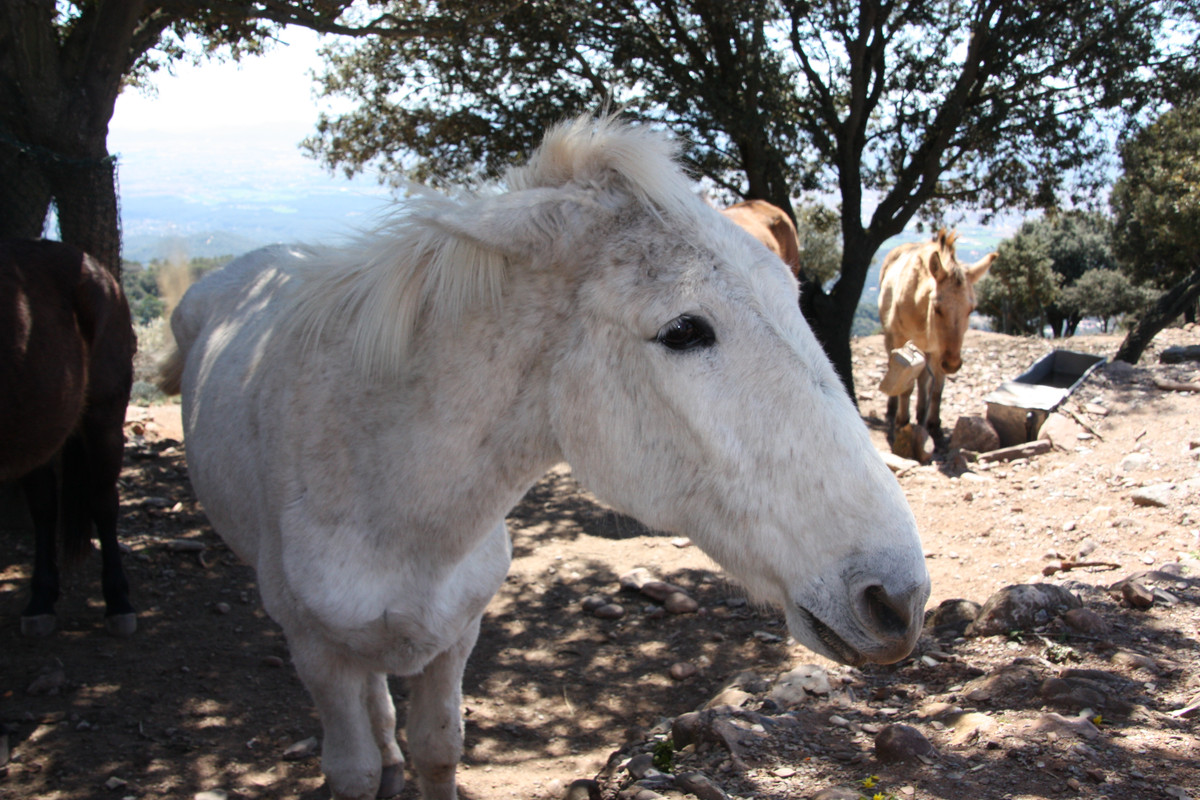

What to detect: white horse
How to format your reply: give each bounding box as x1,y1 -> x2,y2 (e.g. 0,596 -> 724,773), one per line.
160,115 -> 929,800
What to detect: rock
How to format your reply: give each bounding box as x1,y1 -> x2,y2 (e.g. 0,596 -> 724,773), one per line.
581,595 -> 611,612
1037,413 -> 1085,450
663,592 -> 698,614
1040,678 -> 1108,711
26,668 -> 66,696
668,662 -> 697,681
874,723 -> 936,763
965,584 -> 1082,637
1159,344 -> 1200,363
194,792 -> 228,800
104,776 -> 128,790
1063,608 -> 1112,635
565,779 -> 602,800
1130,484 -> 1173,507
925,598 -> 981,636
674,772 -> 729,800
811,789 -> 863,800
893,424 -> 934,464
1119,453 -> 1152,472
946,711 -> 996,745
881,451 -> 920,475
1117,580 -> 1155,609
593,603 -> 625,619
625,753 -> 655,779
281,736 -> 319,761
961,664 -> 1040,704
1026,711 -> 1102,741
705,687 -> 752,709
768,664 -> 831,707
950,415 -> 1000,452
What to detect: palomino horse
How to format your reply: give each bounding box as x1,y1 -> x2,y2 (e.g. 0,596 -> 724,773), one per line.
720,199 -> 802,278
0,239 -> 137,637
878,229 -> 996,446
160,115 -> 930,800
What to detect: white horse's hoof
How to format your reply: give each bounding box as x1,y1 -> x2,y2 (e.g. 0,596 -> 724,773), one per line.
377,764 -> 405,798
20,614 -> 56,637
105,613 -> 137,637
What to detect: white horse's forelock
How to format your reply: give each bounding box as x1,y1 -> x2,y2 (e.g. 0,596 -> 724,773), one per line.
286,114 -> 699,380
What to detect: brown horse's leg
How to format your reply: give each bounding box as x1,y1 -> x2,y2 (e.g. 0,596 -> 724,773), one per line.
77,408 -> 136,636
20,461 -> 60,637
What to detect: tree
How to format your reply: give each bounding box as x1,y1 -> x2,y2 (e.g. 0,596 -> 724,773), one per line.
1057,268 -> 1150,332
0,1 -> 483,278
1040,212 -> 1119,336
1111,100 -> 1200,363
305,0 -> 1200,398
976,223 -> 1058,335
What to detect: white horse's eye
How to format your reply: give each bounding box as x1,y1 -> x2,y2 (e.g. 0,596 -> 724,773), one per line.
655,315 -> 716,351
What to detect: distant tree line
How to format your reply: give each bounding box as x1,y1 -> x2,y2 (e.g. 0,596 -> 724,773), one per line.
121,255 -> 232,325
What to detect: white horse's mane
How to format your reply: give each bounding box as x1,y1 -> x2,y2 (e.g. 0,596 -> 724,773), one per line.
288,114 -> 700,379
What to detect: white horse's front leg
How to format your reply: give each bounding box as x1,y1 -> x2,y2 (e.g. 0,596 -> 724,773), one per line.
290,637 -> 383,800
367,673 -> 406,797
407,615 -> 482,800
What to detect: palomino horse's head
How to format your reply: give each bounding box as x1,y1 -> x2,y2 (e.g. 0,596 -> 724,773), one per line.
424,117 -> 930,665
926,229 -> 995,374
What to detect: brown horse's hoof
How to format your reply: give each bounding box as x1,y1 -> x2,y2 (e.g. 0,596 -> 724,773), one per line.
20,614 -> 57,637
377,764 -> 405,798
104,613 -> 137,637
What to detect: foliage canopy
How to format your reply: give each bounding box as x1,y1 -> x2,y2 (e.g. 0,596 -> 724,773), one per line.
306,0 -> 1200,394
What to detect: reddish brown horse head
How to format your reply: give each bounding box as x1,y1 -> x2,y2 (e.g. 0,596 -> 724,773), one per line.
878,229 -> 995,446
1,239 -> 137,636
720,199 -> 802,279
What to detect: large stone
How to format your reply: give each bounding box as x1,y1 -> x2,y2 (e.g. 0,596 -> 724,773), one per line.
874,723 -> 937,763
965,584 -> 1082,637
893,423 -> 934,464
1038,413 -> 1086,450
949,415 -> 1000,453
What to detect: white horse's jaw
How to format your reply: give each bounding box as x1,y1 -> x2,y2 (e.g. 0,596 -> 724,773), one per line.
782,545 -> 931,666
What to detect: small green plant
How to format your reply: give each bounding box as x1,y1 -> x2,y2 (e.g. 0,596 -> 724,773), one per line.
651,738 -> 674,773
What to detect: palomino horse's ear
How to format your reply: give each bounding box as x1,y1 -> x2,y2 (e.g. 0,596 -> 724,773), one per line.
927,249 -> 946,281
967,253 -> 997,284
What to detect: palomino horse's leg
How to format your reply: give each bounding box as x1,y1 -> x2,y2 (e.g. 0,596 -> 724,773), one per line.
913,365 -> 934,431
80,408 -> 137,636
924,368 -> 948,446
291,636 -> 384,800
20,462 -> 60,637
407,615 -> 482,800
365,673 -> 405,797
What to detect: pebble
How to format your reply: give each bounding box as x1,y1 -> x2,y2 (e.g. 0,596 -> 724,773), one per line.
663,592 -> 698,614
104,776 -> 128,790
811,789 -> 861,800
668,662 -> 697,681
674,772 -> 728,800
1131,484 -> 1173,507
214,602 -> 232,615
593,603 -> 625,619
581,595 -> 610,612
281,736 -> 319,761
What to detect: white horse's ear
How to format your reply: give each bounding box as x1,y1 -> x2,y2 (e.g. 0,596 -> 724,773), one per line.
967,252 -> 997,284
430,188 -> 580,260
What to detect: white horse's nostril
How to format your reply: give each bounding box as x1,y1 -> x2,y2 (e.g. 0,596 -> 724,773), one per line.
862,583 -> 915,638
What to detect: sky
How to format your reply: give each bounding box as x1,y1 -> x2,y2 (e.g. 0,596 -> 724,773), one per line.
108,27 -> 392,255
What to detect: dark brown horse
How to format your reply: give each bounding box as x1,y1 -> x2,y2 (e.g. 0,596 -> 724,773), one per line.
1,239 -> 137,636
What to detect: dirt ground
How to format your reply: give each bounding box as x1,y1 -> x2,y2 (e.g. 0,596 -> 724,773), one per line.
2,326 -> 1199,800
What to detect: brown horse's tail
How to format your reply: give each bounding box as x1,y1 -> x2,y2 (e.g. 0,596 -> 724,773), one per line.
156,346 -> 185,397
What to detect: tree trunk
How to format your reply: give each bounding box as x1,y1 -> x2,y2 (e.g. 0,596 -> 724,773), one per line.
1115,267 -> 1200,363
798,233 -> 875,404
